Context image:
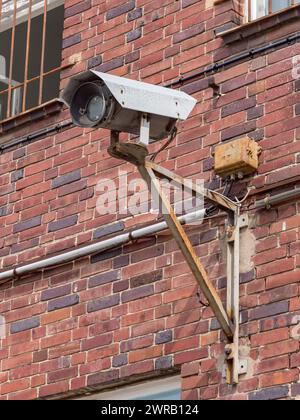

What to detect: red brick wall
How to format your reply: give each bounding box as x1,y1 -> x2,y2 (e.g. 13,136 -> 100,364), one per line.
0,0 -> 300,400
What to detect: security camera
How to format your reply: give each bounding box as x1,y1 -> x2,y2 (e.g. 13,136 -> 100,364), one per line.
61,70 -> 197,144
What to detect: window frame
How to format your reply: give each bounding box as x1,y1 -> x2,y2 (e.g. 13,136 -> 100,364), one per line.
246,0 -> 299,22
77,376 -> 182,401
0,0 -> 67,123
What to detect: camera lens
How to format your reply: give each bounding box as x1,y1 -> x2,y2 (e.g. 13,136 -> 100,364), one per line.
71,83 -> 107,127
87,95 -> 105,123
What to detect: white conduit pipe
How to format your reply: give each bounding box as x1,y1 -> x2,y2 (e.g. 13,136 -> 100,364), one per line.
0,209 -> 206,283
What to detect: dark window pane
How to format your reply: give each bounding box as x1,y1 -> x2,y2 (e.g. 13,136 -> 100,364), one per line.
26,78 -> 39,110
28,13 -> 43,80
42,71 -> 60,103
12,20 -> 27,86
44,5 -> 64,73
0,90 -> 8,121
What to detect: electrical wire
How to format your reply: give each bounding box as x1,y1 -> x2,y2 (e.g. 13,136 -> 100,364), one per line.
150,127 -> 178,162
205,178 -> 234,216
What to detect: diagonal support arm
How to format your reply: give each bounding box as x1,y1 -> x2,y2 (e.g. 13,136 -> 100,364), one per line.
138,164 -> 234,340
146,161 -> 239,214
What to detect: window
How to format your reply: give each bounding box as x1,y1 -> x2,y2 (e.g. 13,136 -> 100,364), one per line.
246,0 -> 300,21
247,0 -> 300,21
77,376 -> 181,401
0,0 -> 65,122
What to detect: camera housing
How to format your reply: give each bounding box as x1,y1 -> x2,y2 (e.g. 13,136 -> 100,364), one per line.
61,70 -> 197,141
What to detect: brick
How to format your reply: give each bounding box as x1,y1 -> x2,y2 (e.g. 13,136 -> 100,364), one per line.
131,246 -> 164,264
11,169 -> 24,183
250,302 -> 289,320
88,270 -> 120,288
173,24 -> 205,44
41,285 -> 72,301
127,28 -> 142,43
127,8 -> 142,22
257,259 -> 295,279
106,0 -> 135,20
121,360 -> 153,378
291,383 -> 300,397
112,354 -> 128,368
87,295 -> 120,313
52,170 -> 81,189
93,222 -> 125,240
251,328 -> 289,347
48,295 -> 79,312
125,50 -> 140,64
13,216 -> 41,233
221,97 -> 256,118
155,330 -> 173,345
87,370 -> 119,388
91,248 -> 122,264
82,334 -> 113,351
33,350 -> 48,363
97,57 -> 124,73
62,34 -> 81,49
130,269 -> 162,288
260,340 -> 299,359
221,121 -> 257,142
255,356 -> 289,374
88,56 -> 102,69
10,317 -> 40,334
114,255 -> 130,269
65,0 -> 91,18
122,285 -> 154,303
249,386 -> 289,400
155,356 -> 173,370
39,381 -> 69,398
48,367 -> 77,384
48,215 -> 78,232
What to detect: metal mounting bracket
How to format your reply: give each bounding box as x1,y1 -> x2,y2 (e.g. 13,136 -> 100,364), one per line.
108,132 -> 247,384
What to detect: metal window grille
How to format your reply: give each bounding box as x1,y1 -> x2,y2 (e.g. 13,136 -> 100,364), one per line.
0,0 -> 66,122
247,0 -> 299,22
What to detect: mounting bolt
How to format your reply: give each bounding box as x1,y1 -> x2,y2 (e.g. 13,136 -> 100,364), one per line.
226,226 -> 234,239
225,344 -> 234,360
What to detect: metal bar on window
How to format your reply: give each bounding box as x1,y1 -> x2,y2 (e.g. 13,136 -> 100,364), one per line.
6,0 -> 18,118
269,0 -> 273,14
248,0 -> 252,22
0,1 -> 3,27
0,62 -> 73,100
22,0 -> 33,112
39,0 -> 48,105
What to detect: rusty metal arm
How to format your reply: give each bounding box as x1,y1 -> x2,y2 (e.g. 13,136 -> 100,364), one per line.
107,133 -> 245,382
138,163 -> 234,339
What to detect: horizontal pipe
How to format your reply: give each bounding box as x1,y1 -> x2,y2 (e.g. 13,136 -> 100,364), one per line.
167,31 -> 300,88
1,185 -> 300,283
255,188 -> 300,209
0,209 -> 206,283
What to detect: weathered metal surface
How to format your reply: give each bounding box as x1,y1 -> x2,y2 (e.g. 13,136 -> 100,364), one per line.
6,0 -> 17,118
139,163 -> 234,340
38,0 -> 48,105
214,137 -> 261,178
22,0 -> 33,112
